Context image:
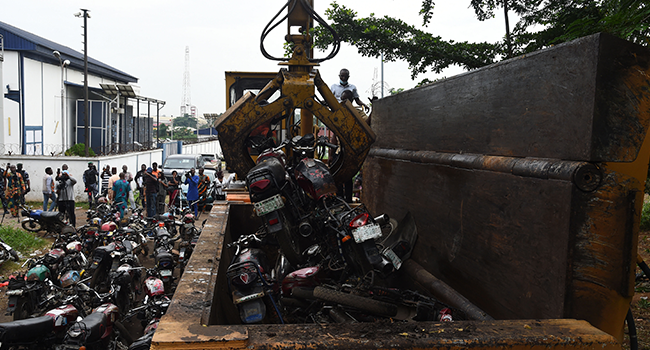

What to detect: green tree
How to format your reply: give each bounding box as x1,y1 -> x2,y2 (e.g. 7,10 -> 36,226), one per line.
314,1 -> 650,80
313,2 -> 500,79
157,123 -> 169,138
173,116 -> 198,128
173,127 -> 197,140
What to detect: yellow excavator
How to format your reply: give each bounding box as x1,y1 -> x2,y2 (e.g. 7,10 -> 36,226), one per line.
214,0 -> 374,186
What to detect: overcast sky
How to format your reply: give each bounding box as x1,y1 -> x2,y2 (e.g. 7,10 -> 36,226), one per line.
1,0 -> 510,117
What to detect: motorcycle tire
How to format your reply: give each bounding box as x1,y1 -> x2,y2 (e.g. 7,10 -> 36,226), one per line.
275,211 -> 305,266
21,219 -> 42,233
313,286 -> 398,318
13,298 -> 33,321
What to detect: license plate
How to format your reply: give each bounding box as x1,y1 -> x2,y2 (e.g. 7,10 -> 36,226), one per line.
254,194 -> 284,216
160,270 -> 172,277
233,291 -> 265,304
383,247 -> 403,270
352,223 -> 382,243
184,223 -> 194,229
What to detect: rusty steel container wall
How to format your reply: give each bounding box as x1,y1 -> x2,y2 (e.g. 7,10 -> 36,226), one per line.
151,203 -> 622,350
363,32 -> 650,340
371,33 -> 650,163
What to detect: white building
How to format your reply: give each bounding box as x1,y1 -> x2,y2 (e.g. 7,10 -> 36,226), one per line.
0,21 -> 162,156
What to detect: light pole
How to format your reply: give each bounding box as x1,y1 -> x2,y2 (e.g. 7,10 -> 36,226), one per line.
53,51 -> 70,154
75,9 -> 90,156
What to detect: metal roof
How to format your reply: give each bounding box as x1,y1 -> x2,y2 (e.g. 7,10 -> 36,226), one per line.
0,20 -> 137,84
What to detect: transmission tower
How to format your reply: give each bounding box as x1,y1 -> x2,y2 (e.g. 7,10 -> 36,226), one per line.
368,67 -> 390,98
181,46 -> 191,117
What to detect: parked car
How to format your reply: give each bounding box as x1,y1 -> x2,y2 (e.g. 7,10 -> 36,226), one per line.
162,154 -> 218,210
161,154 -> 207,181
201,153 -> 222,172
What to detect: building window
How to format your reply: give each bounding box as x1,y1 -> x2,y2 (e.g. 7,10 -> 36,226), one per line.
25,126 -> 43,155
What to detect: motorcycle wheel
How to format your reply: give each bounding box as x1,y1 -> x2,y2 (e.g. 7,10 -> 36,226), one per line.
13,298 -> 33,321
275,211 -> 305,266
313,286 -> 398,317
21,219 -> 42,233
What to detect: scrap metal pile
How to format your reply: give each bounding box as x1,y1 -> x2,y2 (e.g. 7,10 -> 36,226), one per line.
222,133 -> 462,325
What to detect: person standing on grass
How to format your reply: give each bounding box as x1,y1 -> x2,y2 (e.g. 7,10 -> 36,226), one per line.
111,172 -> 130,219
0,164 -> 9,215
57,170 -> 77,226
5,165 -> 24,217
42,167 -> 57,211
100,165 -> 111,197
16,163 -> 29,205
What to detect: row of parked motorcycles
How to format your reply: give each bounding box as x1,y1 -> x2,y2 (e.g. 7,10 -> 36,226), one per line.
0,199 -> 206,350
225,133 -> 461,325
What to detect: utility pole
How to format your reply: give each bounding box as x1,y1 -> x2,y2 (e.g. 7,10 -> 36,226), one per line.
76,9 -> 91,156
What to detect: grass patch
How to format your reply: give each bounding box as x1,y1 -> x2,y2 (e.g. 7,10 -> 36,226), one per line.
26,201 -> 90,210
641,202 -> 650,231
0,226 -> 47,255
640,298 -> 650,309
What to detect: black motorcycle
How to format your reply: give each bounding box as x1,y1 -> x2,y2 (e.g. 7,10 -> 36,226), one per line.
226,232 -> 284,324
20,204 -> 70,237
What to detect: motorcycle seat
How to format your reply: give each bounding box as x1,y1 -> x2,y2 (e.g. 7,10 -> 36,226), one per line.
96,244 -> 116,255
0,315 -> 53,342
70,312 -> 106,343
122,240 -> 133,254
41,211 -> 62,219
122,227 -> 135,235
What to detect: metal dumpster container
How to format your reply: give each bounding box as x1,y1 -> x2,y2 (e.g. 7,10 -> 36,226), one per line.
151,33 -> 649,349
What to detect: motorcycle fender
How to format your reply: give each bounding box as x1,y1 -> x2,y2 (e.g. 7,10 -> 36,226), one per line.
179,247 -> 186,262
360,239 -> 383,266
6,296 -> 18,313
20,218 -> 34,225
264,211 -> 284,234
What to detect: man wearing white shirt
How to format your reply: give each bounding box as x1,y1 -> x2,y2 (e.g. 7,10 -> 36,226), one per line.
330,68 -> 369,112
214,171 -> 235,200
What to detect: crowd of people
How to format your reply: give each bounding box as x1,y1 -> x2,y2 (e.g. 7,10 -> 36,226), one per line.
0,160 -> 235,227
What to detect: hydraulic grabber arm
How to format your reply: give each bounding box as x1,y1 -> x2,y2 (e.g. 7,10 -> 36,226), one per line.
214,0 -> 375,184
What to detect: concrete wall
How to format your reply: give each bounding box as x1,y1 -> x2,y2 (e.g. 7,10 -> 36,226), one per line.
0,148 -> 162,202
4,139 -> 221,202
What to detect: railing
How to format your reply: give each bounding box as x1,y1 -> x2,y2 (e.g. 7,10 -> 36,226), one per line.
97,142 -> 158,156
